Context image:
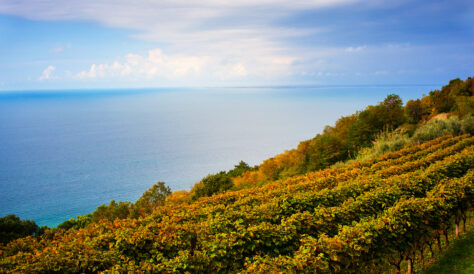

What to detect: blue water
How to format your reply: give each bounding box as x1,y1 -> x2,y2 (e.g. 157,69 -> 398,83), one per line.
0,86 -> 438,226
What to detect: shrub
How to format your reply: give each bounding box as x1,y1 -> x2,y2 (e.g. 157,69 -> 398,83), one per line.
412,116 -> 462,142
461,114 -> 474,135
355,131 -> 410,161
0,214 -> 40,244
191,172 -> 233,200
136,181 -> 171,213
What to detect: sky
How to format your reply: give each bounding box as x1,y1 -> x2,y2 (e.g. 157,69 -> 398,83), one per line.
0,0 -> 473,90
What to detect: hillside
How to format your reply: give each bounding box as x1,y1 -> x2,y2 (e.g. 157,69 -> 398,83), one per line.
190,77 -> 474,198
0,77 -> 473,273
0,134 -> 473,272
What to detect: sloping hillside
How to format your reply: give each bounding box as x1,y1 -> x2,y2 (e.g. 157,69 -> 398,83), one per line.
0,134 -> 472,272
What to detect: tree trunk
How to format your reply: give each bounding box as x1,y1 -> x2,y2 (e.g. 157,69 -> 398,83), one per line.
437,235 -> 442,251
395,263 -> 401,274
444,229 -> 449,246
455,222 -> 459,238
427,242 -> 434,256
391,254 -> 403,274
463,215 -> 467,232
407,256 -> 413,274
420,247 -> 425,267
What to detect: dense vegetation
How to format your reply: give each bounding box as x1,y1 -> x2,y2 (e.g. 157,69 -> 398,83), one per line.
0,215 -> 44,244
57,182 -> 172,230
0,135 -> 472,272
424,227 -> 474,273
227,77 -> 473,190
0,77 -> 473,273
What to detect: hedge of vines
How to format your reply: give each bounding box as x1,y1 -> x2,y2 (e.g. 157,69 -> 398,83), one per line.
0,135 -> 473,273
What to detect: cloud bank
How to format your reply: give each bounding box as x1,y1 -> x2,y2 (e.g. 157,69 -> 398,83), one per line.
0,0 -> 473,87
0,0 -> 359,84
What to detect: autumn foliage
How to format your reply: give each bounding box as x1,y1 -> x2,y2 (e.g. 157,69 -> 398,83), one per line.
0,134 -> 473,272
1,77 -> 473,272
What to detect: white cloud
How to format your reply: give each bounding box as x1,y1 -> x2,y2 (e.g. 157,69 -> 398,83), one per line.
72,42 -> 417,84
0,0 -> 356,84
375,70 -> 389,75
50,43 -> 71,53
0,0 -> 356,51
2,0 -> 423,85
75,48 -> 295,82
345,45 -> 367,52
0,1 -> 359,26
39,66 -> 56,80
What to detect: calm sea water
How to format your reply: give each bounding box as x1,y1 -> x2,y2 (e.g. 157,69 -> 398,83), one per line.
0,86 -> 438,226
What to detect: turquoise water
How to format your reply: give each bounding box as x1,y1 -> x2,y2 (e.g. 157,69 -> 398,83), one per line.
0,86 -> 437,226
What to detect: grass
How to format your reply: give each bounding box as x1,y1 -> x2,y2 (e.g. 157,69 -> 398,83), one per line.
386,214 -> 474,274
423,228 -> 474,274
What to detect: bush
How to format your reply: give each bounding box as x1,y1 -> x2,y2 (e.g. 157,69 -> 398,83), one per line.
461,114 -> 474,135
412,116 -> 462,142
57,182 -> 172,230
191,172 -> 233,200
136,182 -> 171,207
0,214 -> 40,244
135,181 -> 171,214
355,131 -> 410,161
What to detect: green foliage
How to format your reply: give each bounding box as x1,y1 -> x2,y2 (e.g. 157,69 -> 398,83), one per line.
192,172 -> 233,200
430,89 -> 456,113
461,114 -> 474,135
227,161 -> 252,177
243,93 -> 409,185
58,182 -> 172,230
231,78 -> 472,188
136,181 -> 171,213
382,93 -> 406,127
1,135 -> 472,273
191,161 -> 252,200
304,134 -> 347,171
413,116 -> 462,142
404,99 -> 424,124
0,215 -> 40,244
1,77 -> 473,272
57,215 -> 93,230
429,77 -> 474,115
355,130 -> 410,161
94,200 -> 135,220
425,228 -> 474,273
347,94 -> 405,150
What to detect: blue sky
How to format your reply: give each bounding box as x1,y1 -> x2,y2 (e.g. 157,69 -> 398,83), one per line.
0,0 -> 473,90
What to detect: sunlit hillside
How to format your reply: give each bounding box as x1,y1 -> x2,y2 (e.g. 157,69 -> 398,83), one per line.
1,77 -> 473,273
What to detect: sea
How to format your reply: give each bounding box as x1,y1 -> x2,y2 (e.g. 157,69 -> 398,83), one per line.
0,85 -> 438,227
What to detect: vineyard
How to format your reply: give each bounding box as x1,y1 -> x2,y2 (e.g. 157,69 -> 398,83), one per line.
0,134 -> 473,273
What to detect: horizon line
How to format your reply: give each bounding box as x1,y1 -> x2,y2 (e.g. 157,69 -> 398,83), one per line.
0,83 -> 444,93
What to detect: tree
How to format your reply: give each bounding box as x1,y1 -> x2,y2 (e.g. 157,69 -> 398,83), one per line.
136,181 -> 172,210
429,84 -> 456,114
227,161 -> 252,177
305,134 -> 347,172
191,172 -> 233,200
382,94 -> 405,128
0,214 -> 40,244
404,99 -> 423,124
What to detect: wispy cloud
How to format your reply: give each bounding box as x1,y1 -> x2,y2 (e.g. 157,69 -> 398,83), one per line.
50,43 -> 71,54
0,0 -> 356,83
345,46 -> 366,52
1,0 -> 473,87
39,65 -> 56,80
0,0 -> 356,45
